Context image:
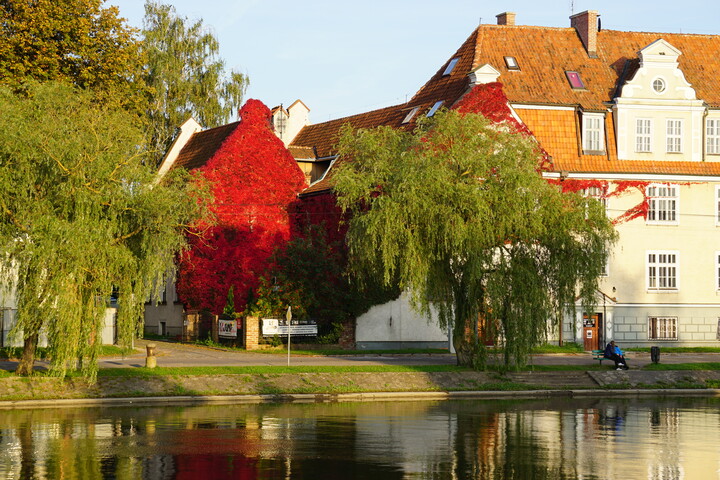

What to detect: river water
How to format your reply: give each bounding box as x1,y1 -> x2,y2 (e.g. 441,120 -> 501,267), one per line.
1,396 -> 719,479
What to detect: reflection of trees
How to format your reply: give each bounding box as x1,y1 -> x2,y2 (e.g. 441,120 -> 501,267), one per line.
1,398 -> 719,479
449,404 -> 579,480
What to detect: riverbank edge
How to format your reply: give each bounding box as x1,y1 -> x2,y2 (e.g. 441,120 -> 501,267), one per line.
2,388 -> 719,410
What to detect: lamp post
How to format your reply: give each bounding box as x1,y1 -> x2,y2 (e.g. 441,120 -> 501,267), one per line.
286,306 -> 292,366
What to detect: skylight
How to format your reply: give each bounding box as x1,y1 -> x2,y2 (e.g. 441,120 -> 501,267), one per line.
426,101 -> 444,117
443,58 -> 459,76
402,107 -> 420,124
504,56 -> 520,70
565,71 -> 586,89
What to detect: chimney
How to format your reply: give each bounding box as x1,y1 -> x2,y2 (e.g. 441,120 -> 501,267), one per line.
496,12 -> 516,26
570,10 -> 599,58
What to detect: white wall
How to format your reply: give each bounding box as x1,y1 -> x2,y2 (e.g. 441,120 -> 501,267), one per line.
355,292 -> 449,349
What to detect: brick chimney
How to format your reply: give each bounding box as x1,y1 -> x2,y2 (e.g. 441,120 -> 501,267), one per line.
496,12 -> 516,26
570,10 -> 599,58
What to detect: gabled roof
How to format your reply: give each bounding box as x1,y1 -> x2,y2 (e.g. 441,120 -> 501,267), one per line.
173,122 -> 240,170
292,17 -> 720,195
291,103 -> 409,159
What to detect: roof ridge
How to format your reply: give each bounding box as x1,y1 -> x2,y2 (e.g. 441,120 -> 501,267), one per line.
302,103 -> 406,129
480,24 -> 574,31
599,29 -> 718,37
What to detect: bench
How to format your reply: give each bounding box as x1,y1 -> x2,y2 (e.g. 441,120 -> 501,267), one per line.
591,350 -> 607,365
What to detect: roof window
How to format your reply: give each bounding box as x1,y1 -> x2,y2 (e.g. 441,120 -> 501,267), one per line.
565,71 -> 586,90
442,58 -> 459,76
426,101 -> 444,117
504,56 -> 520,70
401,107 -> 420,124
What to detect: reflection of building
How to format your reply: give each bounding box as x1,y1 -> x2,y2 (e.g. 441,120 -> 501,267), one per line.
0,400 -> 718,478
277,10 -> 720,349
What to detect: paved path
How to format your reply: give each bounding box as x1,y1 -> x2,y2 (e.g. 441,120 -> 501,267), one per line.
3,339 -> 720,371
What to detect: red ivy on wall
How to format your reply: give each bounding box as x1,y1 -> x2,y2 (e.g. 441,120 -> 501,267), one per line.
176,99 -> 307,314
289,192 -> 347,245
548,178 -> 695,225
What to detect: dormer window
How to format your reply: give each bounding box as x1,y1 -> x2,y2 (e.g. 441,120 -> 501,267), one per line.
504,56 -> 520,70
582,113 -> 605,154
565,71 -> 585,89
427,101 -> 444,117
443,58 -> 459,76
402,107 -> 420,125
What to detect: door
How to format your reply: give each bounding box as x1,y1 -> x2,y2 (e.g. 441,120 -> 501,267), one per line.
583,314 -> 600,351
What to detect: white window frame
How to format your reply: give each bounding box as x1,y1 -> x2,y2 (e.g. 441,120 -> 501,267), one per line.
646,184 -> 678,225
647,251 -> 679,292
401,107 -> 419,125
652,77 -> 667,94
442,58 -> 459,76
716,252 -> 720,290
636,118 -> 652,153
426,101 -> 444,117
648,316 -> 678,340
666,119 -> 683,153
707,118 -> 720,155
582,113 -> 605,153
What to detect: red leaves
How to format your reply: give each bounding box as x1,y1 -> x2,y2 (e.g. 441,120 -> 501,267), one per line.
176,99 -> 307,314
453,82 -> 552,171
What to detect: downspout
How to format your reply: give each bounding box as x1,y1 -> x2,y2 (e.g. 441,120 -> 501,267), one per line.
703,106 -> 709,161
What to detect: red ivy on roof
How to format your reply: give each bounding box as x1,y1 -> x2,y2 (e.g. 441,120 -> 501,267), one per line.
176,99 -> 307,314
453,82 -> 552,171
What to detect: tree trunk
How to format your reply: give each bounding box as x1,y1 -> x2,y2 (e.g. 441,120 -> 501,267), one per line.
15,333 -> 38,376
453,318 -> 476,367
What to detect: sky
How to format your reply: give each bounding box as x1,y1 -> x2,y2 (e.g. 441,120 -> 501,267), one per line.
108,0 -> 719,124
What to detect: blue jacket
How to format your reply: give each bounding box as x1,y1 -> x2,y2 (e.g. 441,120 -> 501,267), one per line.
604,343 -> 624,357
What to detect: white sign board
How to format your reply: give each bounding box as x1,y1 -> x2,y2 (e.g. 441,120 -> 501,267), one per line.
218,319 -> 237,338
262,318 -> 318,336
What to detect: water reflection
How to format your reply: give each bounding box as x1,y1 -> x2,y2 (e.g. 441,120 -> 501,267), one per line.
1,397 -> 719,479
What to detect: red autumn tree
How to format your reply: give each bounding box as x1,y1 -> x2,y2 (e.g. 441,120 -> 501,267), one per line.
176,99 -> 307,314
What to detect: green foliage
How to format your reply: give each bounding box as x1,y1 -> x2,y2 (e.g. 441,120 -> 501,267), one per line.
141,1 -> 249,161
0,0 -> 145,110
531,343 -> 584,354
222,285 -> 236,317
251,224 -> 399,332
333,110 -> 617,369
317,322 -> 344,344
0,82 -> 208,380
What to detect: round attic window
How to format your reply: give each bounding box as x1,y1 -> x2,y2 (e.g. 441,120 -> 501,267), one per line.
652,77 -> 666,94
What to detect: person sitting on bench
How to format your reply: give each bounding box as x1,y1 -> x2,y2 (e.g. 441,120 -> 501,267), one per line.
603,340 -> 629,370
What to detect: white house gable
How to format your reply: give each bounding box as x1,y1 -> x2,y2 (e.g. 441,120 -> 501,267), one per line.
614,39 -> 706,162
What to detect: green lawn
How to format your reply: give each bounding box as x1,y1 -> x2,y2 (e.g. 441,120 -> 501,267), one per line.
643,362 -> 720,371
96,364 -> 468,377
626,347 -> 720,353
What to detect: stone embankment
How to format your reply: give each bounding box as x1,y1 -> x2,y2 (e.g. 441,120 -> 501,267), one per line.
2,369 -> 720,407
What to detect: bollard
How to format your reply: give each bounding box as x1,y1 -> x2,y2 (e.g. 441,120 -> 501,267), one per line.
145,343 -> 157,368
650,346 -> 660,364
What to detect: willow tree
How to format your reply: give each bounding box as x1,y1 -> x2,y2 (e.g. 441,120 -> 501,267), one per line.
333,110 -> 617,369
141,1 -> 249,162
0,82 -> 208,379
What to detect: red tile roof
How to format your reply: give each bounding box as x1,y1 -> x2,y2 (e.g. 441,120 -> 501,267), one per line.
173,122 -> 240,170
293,20 -> 720,195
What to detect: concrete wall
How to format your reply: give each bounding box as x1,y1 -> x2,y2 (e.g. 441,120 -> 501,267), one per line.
143,275 -> 185,339
355,292 -> 450,350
